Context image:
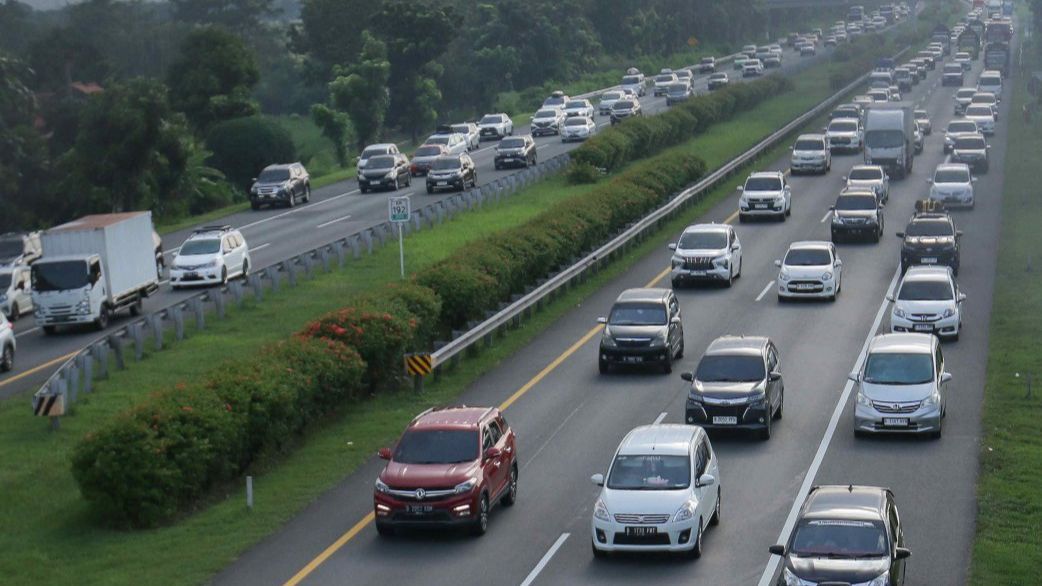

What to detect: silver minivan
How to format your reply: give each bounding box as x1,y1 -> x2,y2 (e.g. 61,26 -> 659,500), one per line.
851,333 -> 951,438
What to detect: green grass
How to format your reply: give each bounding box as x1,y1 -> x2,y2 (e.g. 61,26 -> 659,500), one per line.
968,32 -> 1042,585
0,55 -> 860,586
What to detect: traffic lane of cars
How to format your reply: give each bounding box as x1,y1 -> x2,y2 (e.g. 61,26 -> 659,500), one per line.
0,45 -> 817,394
809,70 -> 1010,586
234,58 -> 964,586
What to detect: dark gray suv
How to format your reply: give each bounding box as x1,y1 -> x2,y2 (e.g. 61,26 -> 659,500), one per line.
249,163 -> 311,210
682,335 -> 784,440
597,288 -> 684,374
769,485 -> 910,585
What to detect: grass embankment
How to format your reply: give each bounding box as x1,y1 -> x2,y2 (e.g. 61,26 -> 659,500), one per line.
0,59 -> 847,585
969,33 -> 1042,584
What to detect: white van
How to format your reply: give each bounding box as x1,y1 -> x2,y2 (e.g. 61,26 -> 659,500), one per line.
977,70 -> 1003,97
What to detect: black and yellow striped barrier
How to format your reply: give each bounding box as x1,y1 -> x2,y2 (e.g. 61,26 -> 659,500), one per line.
405,353 -> 434,377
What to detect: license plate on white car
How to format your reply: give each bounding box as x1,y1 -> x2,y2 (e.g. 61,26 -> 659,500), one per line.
913,324 -> 933,332
796,284 -> 817,291
625,526 -> 658,536
712,416 -> 738,425
754,204 -> 768,209
883,418 -> 910,427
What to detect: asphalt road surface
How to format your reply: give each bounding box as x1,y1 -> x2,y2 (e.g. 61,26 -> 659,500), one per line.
212,46 -> 1009,586
0,43 -> 832,401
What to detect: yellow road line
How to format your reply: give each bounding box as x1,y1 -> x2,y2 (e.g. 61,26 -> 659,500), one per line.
284,201 -> 741,584
0,351 -> 78,389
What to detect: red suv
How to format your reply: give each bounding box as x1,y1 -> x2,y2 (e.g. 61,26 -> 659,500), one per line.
374,406 -> 518,536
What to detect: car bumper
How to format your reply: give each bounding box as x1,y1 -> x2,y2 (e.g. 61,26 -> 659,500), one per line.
170,267 -> 222,286
832,221 -> 879,236
671,266 -> 730,282
250,192 -> 290,204
902,252 -> 958,270
562,133 -> 591,141
600,346 -> 671,366
854,402 -> 942,434
591,517 -> 699,553
740,202 -> 786,217
358,177 -> 397,190
427,177 -> 465,192
495,155 -> 529,167
374,492 -> 480,529
791,158 -> 827,172
778,279 -> 836,298
828,137 -> 860,151
891,314 -> 960,337
34,312 -> 96,326
653,87 -> 669,96
929,193 -> 974,207
480,129 -> 505,140
686,400 -> 770,429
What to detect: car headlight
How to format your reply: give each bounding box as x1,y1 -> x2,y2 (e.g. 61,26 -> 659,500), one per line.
671,256 -> 683,269
783,568 -> 814,586
651,331 -> 668,347
832,215 -> 844,224
454,478 -> 478,494
894,307 -> 906,318
779,268 -> 791,281
857,391 -> 873,407
713,255 -> 729,268
375,479 -> 391,494
922,390 -> 941,407
943,307 -> 955,318
861,572 -> 890,586
594,498 -> 611,521
0,294 -> 6,303
673,501 -> 696,522
601,335 -> 617,349
204,260 -> 218,268
385,171 -> 396,180
822,272 -> 833,281
357,174 -> 365,181
687,388 -> 704,403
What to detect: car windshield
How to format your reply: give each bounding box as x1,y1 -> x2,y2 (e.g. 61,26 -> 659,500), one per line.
678,231 -> 727,250
914,111 -> 928,119
710,74 -> 726,80
701,58 -> 714,64
180,239 -> 220,255
795,139 -> 824,151
257,168 -> 289,182
696,354 -> 765,382
622,75 -> 641,85
906,220 -> 954,237
499,138 -> 525,149
564,117 -> 588,127
899,280 -> 954,300
31,261 -> 88,291
393,429 -> 478,464
367,155 -> 395,170
601,92 -> 622,101
480,115 -> 504,124
948,121 -> 977,133
543,97 -> 565,107
935,168 -> 971,182
745,177 -> 782,191
863,352 -> 934,385
784,248 -> 832,266
614,100 -> 634,110
0,239 -> 23,259
966,106 -> 992,117
836,195 -> 877,210
972,94 -> 995,103
565,101 -> 587,109
361,147 -> 387,159
0,273 -> 11,289
608,303 -> 667,326
791,520 -> 888,557
865,130 -> 905,148
655,74 -> 674,82
829,121 -> 858,132
534,110 -> 557,119
415,146 -> 442,157
431,157 -> 462,171
607,454 -> 690,490
451,125 -> 471,134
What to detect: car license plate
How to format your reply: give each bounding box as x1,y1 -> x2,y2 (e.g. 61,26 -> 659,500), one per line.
754,204 -> 768,209
883,417 -> 910,427
796,284 -> 817,291
623,356 -> 643,364
438,181 -> 448,186
186,272 -> 198,279
713,416 -> 738,425
921,257 -> 938,264
689,270 -> 706,276
913,324 -> 933,332
625,526 -> 658,536
407,505 -> 433,513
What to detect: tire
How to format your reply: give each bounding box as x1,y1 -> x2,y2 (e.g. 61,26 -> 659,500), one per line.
686,521 -> 704,559
375,522 -> 395,537
785,202 -> 791,217
599,358 -> 610,375
726,266 -> 735,288
735,258 -> 742,279
42,326 -> 57,335
662,353 -> 673,375
775,390 -> 784,419
129,296 -> 143,317
709,489 -> 721,526
676,341 -> 684,359
9,303 -> 19,321
392,176 -> 401,191
592,541 -> 608,559
360,186 -> 369,194
495,163 -> 502,170
501,464 -> 518,506
759,409 -> 772,440
303,186 -> 311,203
250,202 -> 260,211
220,266 -> 228,286
471,494 -> 490,536
286,192 -> 295,208
872,228 -> 881,243
738,213 -> 747,223
426,185 -> 434,195
94,304 -> 110,331
241,259 -> 250,279
0,344 -> 13,372
831,229 -> 841,243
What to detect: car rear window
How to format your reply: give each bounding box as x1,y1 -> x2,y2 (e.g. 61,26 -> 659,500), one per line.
393,429 -> 478,464
935,167 -> 972,182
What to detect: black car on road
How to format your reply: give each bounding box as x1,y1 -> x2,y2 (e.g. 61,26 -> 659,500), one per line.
358,153 -> 411,193
426,153 -> 477,194
494,136 -> 537,170
897,210 -> 961,274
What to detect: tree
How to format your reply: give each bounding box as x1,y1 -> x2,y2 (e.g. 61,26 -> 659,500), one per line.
170,0 -> 279,36
399,69 -> 442,143
59,78 -> 193,216
0,1 -> 37,57
167,27 -> 260,131
205,116 -> 296,190
294,0 -> 380,77
0,55 -> 51,232
27,29 -> 110,92
322,32 -> 390,150
310,104 -> 352,167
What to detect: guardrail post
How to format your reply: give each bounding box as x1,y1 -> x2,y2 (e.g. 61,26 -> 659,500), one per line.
249,273 -> 264,302
110,335 -> 126,370
130,322 -> 144,361
149,314 -> 163,351
373,225 -> 387,247
81,352 -> 94,393
285,261 -> 298,287
334,241 -> 346,267
229,280 -> 244,307
363,229 -> 374,254
412,213 -> 422,232
435,203 -> 446,224
190,297 -> 205,330
65,362 -> 79,404
301,254 -> 313,277
94,343 -> 109,379
172,305 -> 185,340
269,266 -> 281,293
319,247 -> 331,272
214,290 -> 227,319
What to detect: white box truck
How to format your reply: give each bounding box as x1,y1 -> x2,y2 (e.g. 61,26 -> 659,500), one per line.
864,102 -> 914,179
31,212 -> 159,334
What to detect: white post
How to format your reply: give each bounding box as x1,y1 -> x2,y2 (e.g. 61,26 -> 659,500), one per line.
246,475 -> 254,510
398,223 -> 405,279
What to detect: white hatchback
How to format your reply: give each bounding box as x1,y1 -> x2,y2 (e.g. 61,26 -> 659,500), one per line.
591,424 -> 721,558
776,241 -> 843,301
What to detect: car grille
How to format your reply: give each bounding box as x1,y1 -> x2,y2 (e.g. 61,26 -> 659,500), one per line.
614,513 -> 670,525
683,257 -> 714,270
613,532 -> 672,546
839,216 -> 867,224
872,401 -> 921,414
178,264 -> 209,271
383,487 -> 456,502
257,187 -> 279,195
480,128 -> 497,136
44,304 -> 74,316
534,121 -> 551,128
615,338 -> 652,348
909,313 -> 940,322
748,197 -> 777,205
701,404 -> 749,417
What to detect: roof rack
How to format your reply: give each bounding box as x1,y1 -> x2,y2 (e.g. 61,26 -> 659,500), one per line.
913,200 -> 946,214
192,225 -> 233,234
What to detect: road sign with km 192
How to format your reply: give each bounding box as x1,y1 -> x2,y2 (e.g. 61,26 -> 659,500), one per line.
389,196 -> 411,223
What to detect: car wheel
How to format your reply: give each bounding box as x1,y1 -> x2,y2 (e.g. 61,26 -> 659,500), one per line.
426,185 -> 434,195
592,541 -> 608,559
375,522 -> 395,537
129,296 -> 143,317
872,227 -> 881,243
392,175 -> 401,191
9,303 -> 19,321
95,304 -> 110,331
662,353 -> 673,375
471,494 -> 490,536
501,464 -> 518,506
931,422 -> 943,440
726,266 -> 735,288
495,163 -> 502,170
775,390 -> 784,419
42,325 -> 57,335
709,489 -> 721,526
241,259 -> 250,279
360,186 -> 369,194
0,344 -> 13,372
785,201 -> 792,217
738,213 -> 747,223
250,201 -> 260,211
686,520 -> 704,559
677,340 -> 684,359
287,193 -> 295,208
599,358 -> 610,375
759,409 -> 772,440
303,186 -> 311,203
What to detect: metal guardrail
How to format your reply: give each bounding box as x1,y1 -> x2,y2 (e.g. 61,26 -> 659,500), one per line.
429,47 -> 911,371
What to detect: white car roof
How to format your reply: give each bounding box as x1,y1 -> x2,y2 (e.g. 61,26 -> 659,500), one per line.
903,265 -> 954,281
789,240 -> 831,251
869,332 -> 935,354
936,163 -> 971,173
617,425 -> 699,457
682,223 -> 729,235
749,171 -> 784,179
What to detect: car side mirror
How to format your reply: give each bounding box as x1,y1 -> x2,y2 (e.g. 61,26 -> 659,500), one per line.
484,447 -> 502,461
848,371 -> 860,382
696,473 -> 716,488
378,447 -> 392,460
774,259 -> 782,267
597,316 -> 607,324
731,244 -> 740,252
591,473 -> 605,486
835,259 -> 843,266
251,177 -> 257,182
736,185 -> 744,192
926,178 -> 933,183
958,292 -> 967,302
886,294 -> 895,302
986,144 -> 992,149
956,230 -> 964,237
769,544 -> 786,556
670,316 -> 682,325
971,177 -> 978,182
941,372 -> 953,384
681,372 -> 694,382
770,371 -> 782,382
829,205 -> 836,210
668,243 -> 678,251
841,176 -> 848,181
895,547 -> 912,560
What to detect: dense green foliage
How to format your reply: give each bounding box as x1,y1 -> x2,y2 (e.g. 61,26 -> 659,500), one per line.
167,27 -> 260,131
206,116 -> 297,190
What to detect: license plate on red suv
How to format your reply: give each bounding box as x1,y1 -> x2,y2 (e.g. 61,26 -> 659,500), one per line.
407,505 -> 433,513
625,526 -> 658,536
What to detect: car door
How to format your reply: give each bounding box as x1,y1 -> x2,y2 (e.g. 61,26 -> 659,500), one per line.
221,236 -> 236,274
667,294 -> 683,355
729,229 -> 742,273
481,423 -> 506,497
16,269 -> 32,312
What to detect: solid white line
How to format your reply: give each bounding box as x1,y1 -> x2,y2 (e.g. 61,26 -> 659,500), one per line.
755,280 -> 775,302
316,214 -> 353,229
820,210 -> 832,223
250,243 -> 271,253
755,268 -> 900,586
654,411 -> 668,425
519,533 -> 570,586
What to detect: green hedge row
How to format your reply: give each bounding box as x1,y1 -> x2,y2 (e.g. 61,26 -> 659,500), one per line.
71,282 -> 439,528
418,152 -> 708,334
570,75 -> 794,173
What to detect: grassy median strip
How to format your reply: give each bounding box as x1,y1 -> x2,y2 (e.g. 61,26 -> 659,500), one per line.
0,58 -> 860,584
969,36 -> 1042,584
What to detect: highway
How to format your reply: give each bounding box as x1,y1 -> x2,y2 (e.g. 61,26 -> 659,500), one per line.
211,50 -> 1008,586
0,43 -> 829,401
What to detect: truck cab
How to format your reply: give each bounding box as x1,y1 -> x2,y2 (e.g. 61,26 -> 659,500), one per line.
32,255 -> 113,332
